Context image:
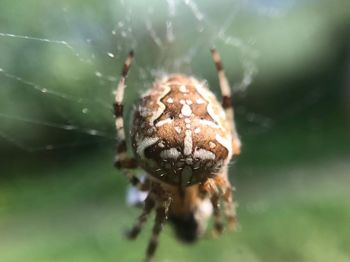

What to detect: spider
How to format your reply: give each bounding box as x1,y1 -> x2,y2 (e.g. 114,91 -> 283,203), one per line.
113,49 -> 241,262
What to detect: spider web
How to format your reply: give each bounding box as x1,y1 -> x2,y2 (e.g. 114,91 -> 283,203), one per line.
0,0 -> 275,153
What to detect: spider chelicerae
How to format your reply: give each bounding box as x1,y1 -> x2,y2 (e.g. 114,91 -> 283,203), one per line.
113,49 -> 241,262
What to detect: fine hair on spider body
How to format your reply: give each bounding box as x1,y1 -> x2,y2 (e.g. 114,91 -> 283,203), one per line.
113,49 -> 241,262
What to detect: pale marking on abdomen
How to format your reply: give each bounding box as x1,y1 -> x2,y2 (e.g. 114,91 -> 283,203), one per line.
199,119 -> 220,129
215,134 -> 232,156
174,126 -> 182,134
155,118 -> 173,127
181,104 -> 192,117
179,85 -> 188,93
193,82 -> 224,130
136,137 -> 159,159
149,85 -> 171,124
193,148 -> 216,160
160,148 -> 182,159
184,130 -> 193,155
207,103 -> 223,126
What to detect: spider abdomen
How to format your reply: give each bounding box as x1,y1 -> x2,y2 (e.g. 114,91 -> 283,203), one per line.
131,74 -> 233,186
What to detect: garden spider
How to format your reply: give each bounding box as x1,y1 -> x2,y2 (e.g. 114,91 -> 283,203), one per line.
113,49 -> 241,261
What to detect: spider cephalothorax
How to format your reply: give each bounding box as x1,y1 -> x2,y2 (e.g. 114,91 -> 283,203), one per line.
113,49 -> 241,262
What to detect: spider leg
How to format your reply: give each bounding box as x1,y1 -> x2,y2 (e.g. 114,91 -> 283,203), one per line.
210,48 -> 241,155
219,167 -> 237,231
223,182 -> 237,231
211,193 -> 224,237
114,50 -> 135,166
113,51 -> 143,188
199,177 -> 224,237
144,188 -> 171,262
127,193 -> 155,240
200,172 -> 237,235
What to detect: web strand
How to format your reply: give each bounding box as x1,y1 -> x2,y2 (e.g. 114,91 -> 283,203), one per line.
0,0 -> 262,152
0,67 -> 112,110
0,32 -> 92,64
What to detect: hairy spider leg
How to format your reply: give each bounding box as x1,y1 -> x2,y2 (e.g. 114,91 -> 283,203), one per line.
114,50 -> 144,189
210,48 -> 241,155
211,191 -> 224,237
222,180 -> 237,230
127,194 -> 155,239
198,177 -> 222,236
199,170 -> 237,236
145,185 -> 172,262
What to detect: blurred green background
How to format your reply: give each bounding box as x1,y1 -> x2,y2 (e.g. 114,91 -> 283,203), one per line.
1,0 -> 350,261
